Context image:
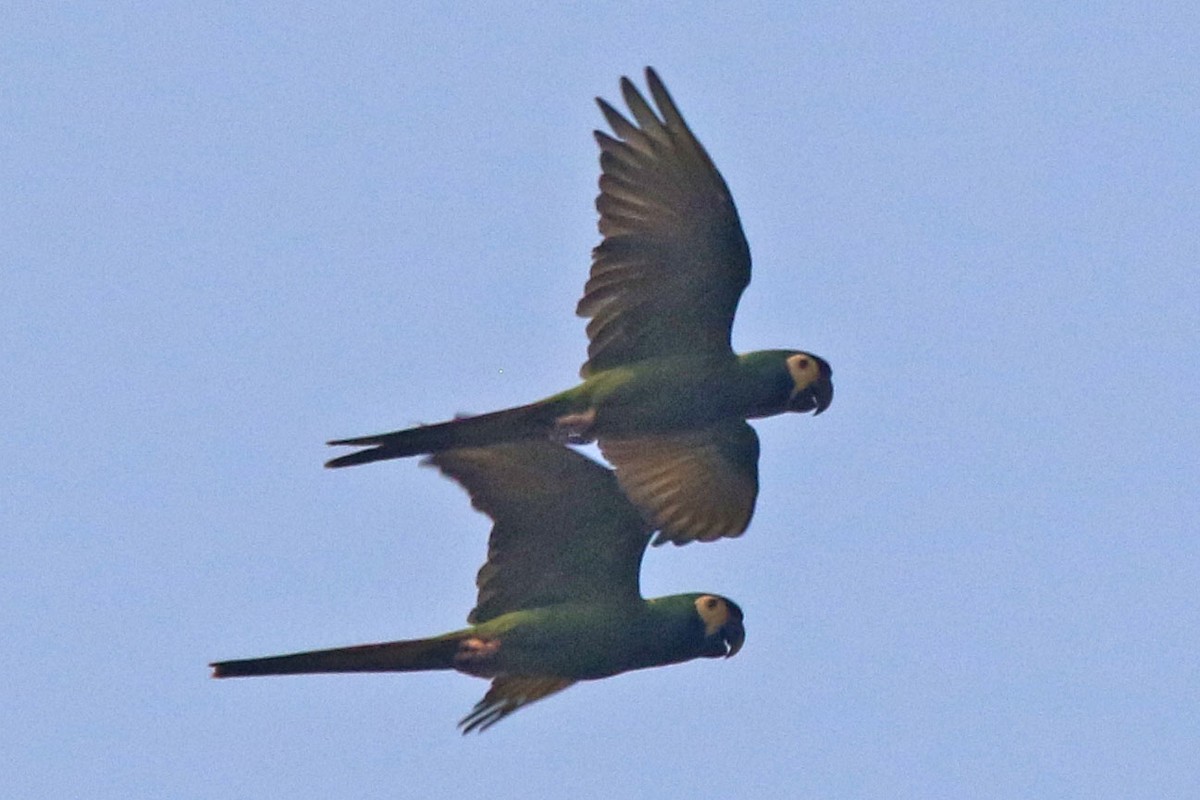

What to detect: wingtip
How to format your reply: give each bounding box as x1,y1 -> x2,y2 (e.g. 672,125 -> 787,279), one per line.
650,528 -> 694,546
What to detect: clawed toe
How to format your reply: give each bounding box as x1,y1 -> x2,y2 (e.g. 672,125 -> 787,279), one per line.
552,409 -> 597,445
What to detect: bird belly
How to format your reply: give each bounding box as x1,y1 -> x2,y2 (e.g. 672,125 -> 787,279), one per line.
587,361 -> 747,436
467,605 -> 644,681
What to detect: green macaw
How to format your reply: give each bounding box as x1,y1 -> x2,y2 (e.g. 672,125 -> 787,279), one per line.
326,68 -> 833,545
211,441 -> 745,733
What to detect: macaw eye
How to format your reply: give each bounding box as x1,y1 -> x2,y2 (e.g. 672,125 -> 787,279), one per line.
795,357 -> 810,370
705,597 -> 719,610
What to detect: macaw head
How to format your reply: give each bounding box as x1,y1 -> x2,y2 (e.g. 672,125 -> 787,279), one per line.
694,594 -> 746,658
786,352 -> 834,415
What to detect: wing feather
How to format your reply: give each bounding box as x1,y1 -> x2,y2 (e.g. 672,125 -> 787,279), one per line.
459,676 -> 575,733
424,442 -> 651,624
599,420 -> 760,545
578,68 -> 752,376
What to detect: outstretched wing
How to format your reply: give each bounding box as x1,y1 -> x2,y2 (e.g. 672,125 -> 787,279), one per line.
577,67 -> 752,377
599,419 -> 760,546
424,442 -> 652,624
459,676 -> 576,734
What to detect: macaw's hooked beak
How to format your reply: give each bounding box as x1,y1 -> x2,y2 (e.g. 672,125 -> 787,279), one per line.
723,621 -> 745,658
722,603 -> 746,658
788,356 -> 834,415
810,373 -> 833,415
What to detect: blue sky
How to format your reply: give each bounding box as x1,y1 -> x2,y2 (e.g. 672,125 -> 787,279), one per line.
4,3 -> 1198,798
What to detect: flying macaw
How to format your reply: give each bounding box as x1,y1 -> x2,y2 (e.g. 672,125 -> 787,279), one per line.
211,441 -> 745,733
326,68 -> 833,545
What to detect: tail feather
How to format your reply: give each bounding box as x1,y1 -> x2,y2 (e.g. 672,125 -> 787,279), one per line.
211,635 -> 461,678
325,401 -> 562,468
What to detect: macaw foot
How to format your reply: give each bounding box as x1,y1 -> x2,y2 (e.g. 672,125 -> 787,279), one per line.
454,636 -> 502,676
551,409 -> 597,445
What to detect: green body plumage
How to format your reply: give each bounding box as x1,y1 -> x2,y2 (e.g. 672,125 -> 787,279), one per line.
328,351 -> 830,544
213,596 -> 729,683
325,69 -> 833,545
213,443 -> 745,732
328,351 -> 820,456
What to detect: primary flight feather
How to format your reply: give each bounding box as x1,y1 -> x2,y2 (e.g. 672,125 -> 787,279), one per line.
211,442 -> 745,732
326,68 -> 833,545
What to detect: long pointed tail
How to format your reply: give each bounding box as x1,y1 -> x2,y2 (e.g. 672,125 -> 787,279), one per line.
211,635 -> 462,678
325,401 -> 564,468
